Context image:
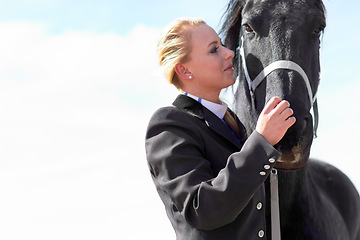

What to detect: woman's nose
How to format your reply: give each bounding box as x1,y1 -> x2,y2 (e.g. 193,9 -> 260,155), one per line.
224,47 -> 234,60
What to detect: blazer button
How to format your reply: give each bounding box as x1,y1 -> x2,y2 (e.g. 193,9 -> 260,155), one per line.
258,230 -> 265,238
256,202 -> 262,210
259,171 -> 266,176
269,158 -> 276,163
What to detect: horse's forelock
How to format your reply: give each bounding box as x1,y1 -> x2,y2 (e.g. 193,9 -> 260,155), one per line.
220,0 -> 325,74
220,0 -> 325,43
220,0 -> 246,74
307,0 -> 325,13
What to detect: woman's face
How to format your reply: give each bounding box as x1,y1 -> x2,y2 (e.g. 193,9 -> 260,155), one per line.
184,24 -> 235,98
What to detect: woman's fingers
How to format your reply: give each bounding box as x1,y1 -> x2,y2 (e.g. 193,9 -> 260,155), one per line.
268,98 -> 294,121
263,96 -> 282,114
264,97 -> 292,118
284,116 -> 296,129
256,96 -> 296,145
273,99 -> 290,115
275,100 -> 296,128
279,107 -> 294,120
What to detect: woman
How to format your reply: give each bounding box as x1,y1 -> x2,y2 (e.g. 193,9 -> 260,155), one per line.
145,18 -> 296,239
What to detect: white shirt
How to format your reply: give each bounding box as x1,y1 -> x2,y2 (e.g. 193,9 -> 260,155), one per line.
184,92 -> 228,119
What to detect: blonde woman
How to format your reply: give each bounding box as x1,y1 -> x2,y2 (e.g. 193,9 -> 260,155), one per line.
145,18 -> 295,239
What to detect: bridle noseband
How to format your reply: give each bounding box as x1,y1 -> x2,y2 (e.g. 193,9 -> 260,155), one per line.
237,37 -> 319,138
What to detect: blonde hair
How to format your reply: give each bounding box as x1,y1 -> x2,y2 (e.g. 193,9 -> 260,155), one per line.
157,17 -> 206,90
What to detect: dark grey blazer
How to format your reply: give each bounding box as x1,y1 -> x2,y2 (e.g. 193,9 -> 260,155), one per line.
145,94 -> 281,240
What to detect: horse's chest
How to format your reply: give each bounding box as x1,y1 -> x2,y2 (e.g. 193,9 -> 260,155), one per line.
265,180 -> 349,239
280,194 -> 348,239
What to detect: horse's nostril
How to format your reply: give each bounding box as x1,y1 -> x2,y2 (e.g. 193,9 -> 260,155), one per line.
294,118 -> 307,135
278,116 -> 310,150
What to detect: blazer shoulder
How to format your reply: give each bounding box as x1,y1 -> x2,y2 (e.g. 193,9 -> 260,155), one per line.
149,106 -> 195,124
146,106 -> 204,136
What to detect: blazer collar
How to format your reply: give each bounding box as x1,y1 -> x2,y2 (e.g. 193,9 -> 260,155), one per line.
172,94 -> 204,119
173,94 -> 242,149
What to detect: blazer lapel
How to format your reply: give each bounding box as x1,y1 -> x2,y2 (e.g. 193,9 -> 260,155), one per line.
172,94 -> 242,149
203,109 -> 242,149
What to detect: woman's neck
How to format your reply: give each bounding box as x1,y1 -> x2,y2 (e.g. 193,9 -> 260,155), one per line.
181,88 -> 221,104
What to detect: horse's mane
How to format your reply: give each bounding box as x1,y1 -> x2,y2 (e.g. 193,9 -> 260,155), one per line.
219,0 -> 244,75
220,0 -> 326,74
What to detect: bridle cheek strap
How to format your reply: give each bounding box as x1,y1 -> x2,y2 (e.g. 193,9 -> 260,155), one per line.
238,39 -> 319,137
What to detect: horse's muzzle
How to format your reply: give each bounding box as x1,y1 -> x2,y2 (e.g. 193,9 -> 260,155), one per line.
274,111 -> 313,170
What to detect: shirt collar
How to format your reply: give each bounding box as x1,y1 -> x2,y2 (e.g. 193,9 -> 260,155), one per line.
184,92 -> 228,119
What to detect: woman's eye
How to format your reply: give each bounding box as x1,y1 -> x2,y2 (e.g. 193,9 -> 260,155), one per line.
210,46 -> 219,53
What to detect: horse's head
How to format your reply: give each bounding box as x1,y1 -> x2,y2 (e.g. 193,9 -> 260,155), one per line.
222,0 -> 326,170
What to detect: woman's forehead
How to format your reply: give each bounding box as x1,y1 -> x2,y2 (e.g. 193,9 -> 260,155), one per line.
190,24 -> 220,47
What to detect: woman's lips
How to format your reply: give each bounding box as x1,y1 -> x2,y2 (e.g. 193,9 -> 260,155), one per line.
225,64 -> 234,71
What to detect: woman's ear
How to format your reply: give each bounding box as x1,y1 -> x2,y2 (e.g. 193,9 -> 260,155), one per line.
174,63 -> 192,80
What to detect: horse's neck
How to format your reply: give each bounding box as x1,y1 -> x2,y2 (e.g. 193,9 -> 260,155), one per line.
263,169 -> 310,239
276,167 -> 318,235
277,169 -> 307,210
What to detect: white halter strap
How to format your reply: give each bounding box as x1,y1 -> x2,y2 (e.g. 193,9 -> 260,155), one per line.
239,38 -> 317,106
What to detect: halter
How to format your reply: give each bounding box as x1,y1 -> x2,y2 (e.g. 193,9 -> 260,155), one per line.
237,37 -> 319,138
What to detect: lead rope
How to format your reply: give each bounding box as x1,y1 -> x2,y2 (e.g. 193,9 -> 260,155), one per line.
270,169 -> 281,240
313,99 -> 319,138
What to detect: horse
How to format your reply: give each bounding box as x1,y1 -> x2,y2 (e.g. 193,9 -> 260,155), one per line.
220,0 -> 360,239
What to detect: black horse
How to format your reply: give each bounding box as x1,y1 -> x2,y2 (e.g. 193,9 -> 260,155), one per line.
221,0 -> 360,239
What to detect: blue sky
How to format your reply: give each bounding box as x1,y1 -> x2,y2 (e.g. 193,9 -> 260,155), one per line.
1,0 -> 358,86
0,1 -> 359,239
0,0 -> 228,34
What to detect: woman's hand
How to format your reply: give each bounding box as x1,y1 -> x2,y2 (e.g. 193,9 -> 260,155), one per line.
255,96 -> 296,146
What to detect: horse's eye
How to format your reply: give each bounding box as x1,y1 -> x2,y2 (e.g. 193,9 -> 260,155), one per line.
244,24 -> 254,33
314,25 -> 325,35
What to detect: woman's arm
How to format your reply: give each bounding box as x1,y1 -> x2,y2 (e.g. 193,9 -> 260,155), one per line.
145,107 -> 280,230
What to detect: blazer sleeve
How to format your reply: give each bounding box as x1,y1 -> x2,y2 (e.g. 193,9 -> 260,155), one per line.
145,107 -> 281,231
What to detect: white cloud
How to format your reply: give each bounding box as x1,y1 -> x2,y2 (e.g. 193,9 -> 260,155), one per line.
0,21 -> 358,240
0,22 -> 178,239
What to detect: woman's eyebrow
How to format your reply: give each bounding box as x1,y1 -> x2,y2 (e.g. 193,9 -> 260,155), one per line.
208,40 -> 218,47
